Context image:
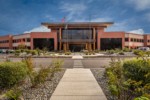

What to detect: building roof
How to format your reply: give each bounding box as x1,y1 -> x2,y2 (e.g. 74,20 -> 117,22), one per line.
41,22 -> 114,29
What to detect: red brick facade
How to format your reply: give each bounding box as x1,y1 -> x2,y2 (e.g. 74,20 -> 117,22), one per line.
0,35 -> 12,49
0,22 -> 150,50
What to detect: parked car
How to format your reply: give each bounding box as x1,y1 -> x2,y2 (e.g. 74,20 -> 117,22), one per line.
138,47 -> 150,51
0,49 -> 15,54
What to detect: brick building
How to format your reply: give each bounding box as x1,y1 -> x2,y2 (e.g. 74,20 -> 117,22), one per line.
0,22 -> 150,51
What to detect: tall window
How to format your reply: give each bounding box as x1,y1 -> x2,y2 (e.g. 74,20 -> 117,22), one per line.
100,38 -> 122,50
62,28 -> 93,40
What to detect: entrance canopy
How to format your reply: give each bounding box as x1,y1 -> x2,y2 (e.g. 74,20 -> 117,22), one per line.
41,22 -> 114,29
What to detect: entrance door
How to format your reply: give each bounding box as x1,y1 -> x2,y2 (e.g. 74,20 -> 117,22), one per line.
69,44 -> 85,52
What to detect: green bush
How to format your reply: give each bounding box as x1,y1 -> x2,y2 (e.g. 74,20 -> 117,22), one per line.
146,51 -> 150,57
31,67 -> 51,87
106,58 -> 150,99
118,51 -> 125,55
30,50 -> 38,55
134,96 -> 149,100
15,50 -> 21,54
65,51 -> 71,55
50,59 -> 63,78
24,49 -> 30,54
5,88 -> 22,100
114,48 -> 121,53
107,50 -> 115,54
0,62 -> 28,88
123,47 -> 131,52
133,50 -> 143,55
123,59 -> 150,87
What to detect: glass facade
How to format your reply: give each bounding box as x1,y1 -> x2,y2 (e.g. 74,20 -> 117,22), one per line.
62,29 -> 93,42
33,38 -> 54,51
100,38 -> 122,50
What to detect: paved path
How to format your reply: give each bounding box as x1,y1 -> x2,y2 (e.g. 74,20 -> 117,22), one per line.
72,55 -> 83,59
73,60 -> 83,68
50,69 -> 107,100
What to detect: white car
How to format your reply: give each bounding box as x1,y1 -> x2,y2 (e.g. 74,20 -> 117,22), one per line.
138,47 -> 150,51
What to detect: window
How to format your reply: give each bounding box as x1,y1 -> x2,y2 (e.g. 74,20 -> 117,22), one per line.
27,38 -> 31,42
134,38 -> 136,42
62,28 -> 93,40
100,38 -> 122,50
23,39 -> 25,42
125,38 -> 129,42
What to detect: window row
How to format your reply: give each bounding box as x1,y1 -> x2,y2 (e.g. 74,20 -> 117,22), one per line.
13,38 -> 30,43
0,40 -> 9,43
0,47 -> 9,49
13,46 -> 31,49
125,38 -> 144,42
147,40 -> 150,42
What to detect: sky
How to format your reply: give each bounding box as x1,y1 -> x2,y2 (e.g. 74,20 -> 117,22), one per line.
0,0 -> 150,35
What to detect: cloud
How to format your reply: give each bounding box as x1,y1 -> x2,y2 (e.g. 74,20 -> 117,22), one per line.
127,0 -> 150,11
60,2 -> 87,20
72,17 -> 112,22
106,21 -> 129,32
24,26 -> 51,33
128,29 -> 144,34
91,17 -> 112,22
145,13 -> 150,22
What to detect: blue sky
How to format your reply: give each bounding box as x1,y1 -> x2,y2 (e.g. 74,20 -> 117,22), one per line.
0,0 -> 150,35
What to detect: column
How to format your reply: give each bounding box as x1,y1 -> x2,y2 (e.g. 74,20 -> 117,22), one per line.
67,43 -> 69,51
85,43 -> 88,50
63,43 -> 67,52
93,28 -> 96,50
59,28 -> 62,51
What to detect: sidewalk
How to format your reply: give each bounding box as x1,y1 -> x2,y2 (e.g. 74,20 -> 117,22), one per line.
50,69 -> 107,100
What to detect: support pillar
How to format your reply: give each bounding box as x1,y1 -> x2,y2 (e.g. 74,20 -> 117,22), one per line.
63,43 -> 67,52
93,28 -> 96,50
59,28 -> 62,51
85,43 -> 88,50
66,43 -> 69,51
89,43 -> 92,51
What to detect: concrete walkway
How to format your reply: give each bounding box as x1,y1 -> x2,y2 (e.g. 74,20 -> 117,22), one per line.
73,60 -> 83,68
50,69 -> 107,100
72,55 -> 83,59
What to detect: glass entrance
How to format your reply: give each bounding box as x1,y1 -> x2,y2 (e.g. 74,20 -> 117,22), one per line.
69,44 -> 85,52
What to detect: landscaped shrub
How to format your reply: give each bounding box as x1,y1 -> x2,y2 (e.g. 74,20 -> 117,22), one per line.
123,59 -> 150,96
114,48 -> 121,53
49,59 -> 63,78
106,50 -> 115,54
106,58 -> 124,99
65,51 -> 71,55
5,88 -> 22,100
106,57 -> 150,100
24,49 -> 30,54
133,50 -> 143,55
42,47 -> 48,54
0,62 -> 28,88
30,50 -> 38,55
36,48 -> 41,55
15,50 -> 21,54
118,51 -> 125,55
22,57 -> 34,74
134,96 -> 150,100
146,51 -> 150,57
31,67 -> 51,87
123,47 -> 131,52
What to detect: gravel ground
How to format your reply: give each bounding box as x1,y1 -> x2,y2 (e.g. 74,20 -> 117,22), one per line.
22,69 -> 66,100
91,68 -> 114,100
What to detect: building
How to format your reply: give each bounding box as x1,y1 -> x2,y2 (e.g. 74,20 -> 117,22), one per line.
0,22 -> 150,51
